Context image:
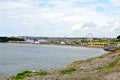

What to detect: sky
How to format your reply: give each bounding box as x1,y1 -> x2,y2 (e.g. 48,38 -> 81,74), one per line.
0,0 -> 120,38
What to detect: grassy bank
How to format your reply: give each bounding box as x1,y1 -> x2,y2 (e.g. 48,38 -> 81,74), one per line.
4,48 -> 120,80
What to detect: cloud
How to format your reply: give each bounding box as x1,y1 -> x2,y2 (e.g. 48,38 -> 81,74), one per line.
72,22 -> 97,31
0,0 -> 119,37
110,0 -> 120,6
70,0 -> 97,2
72,24 -> 83,30
71,20 -> 120,37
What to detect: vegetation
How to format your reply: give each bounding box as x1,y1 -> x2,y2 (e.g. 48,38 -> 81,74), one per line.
97,57 -> 120,72
109,39 -> 120,45
60,67 -> 76,74
0,37 -> 24,42
72,41 -> 80,45
40,42 -> 53,44
0,37 -> 9,42
8,37 -> 25,41
13,70 -> 32,80
97,39 -> 107,42
37,70 -> 47,76
12,70 -> 47,80
108,58 -> 120,68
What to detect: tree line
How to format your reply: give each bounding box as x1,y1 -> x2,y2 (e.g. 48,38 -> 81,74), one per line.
0,37 -> 25,42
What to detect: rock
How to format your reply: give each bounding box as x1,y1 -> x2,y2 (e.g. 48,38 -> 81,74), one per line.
103,46 -> 118,52
102,72 -> 120,80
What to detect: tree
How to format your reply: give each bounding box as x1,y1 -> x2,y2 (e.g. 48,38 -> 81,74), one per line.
0,37 -> 9,42
0,37 -> 25,42
8,37 -> 25,41
117,35 -> 120,39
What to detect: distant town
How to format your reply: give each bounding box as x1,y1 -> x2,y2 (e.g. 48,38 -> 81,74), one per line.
0,35 -> 120,49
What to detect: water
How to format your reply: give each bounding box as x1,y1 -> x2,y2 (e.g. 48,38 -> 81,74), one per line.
0,43 -> 106,78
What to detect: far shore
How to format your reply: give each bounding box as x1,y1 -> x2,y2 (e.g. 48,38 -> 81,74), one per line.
0,42 -> 104,49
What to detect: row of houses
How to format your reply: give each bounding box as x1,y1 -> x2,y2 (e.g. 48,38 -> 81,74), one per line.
19,36 -> 120,47
25,39 -> 48,44
19,36 -> 88,44
23,37 -> 85,44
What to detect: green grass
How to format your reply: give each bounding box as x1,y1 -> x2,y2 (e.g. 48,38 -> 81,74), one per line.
84,59 -> 119,80
97,57 -> 120,75
37,70 -> 47,76
61,67 -> 76,74
12,70 -> 47,80
13,70 -> 32,80
108,58 -> 120,68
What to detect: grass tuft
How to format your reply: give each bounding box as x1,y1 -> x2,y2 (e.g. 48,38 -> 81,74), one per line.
13,70 -> 32,80
61,67 -> 76,74
37,70 -> 47,76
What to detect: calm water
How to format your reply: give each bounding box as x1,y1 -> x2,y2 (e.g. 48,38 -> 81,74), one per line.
0,43 -> 106,78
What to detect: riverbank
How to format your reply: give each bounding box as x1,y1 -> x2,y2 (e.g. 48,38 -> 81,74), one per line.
4,48 -> 120,80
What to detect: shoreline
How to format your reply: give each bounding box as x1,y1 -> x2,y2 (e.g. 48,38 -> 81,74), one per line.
0,43 -> 107,79
7,42 -> 119,52
3,48 -> 120,80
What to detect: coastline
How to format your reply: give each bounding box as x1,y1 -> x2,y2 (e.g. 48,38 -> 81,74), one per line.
1,43 -> 105,78
7,42 -> 119,52
8,48 -> 120,80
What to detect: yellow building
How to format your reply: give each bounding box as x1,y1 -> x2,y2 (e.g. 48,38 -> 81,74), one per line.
88,42 -> 109,47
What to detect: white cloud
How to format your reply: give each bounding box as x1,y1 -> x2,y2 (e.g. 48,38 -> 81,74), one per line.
71,20 -> 120,37
72,24 -> 82,30
69,0 -> 97,2
110,0 -> 120,6
0,0 -> 119,37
